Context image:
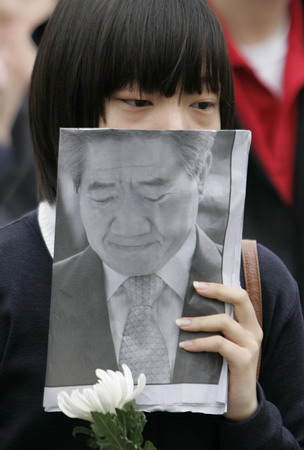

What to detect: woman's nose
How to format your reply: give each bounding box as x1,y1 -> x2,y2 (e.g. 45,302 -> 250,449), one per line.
152,101 -> 188,130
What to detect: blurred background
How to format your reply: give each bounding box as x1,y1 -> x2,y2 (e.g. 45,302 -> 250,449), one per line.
207,0 -> 304,309
0,0 -> 57,226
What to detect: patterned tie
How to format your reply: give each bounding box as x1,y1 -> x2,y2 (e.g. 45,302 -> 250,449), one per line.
119,274 -> 171,384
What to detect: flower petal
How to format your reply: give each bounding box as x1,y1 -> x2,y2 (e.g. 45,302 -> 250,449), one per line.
58,391 -> 93,422
95,378 -> 116,414
130,373 -> 146,401
108,370 -> 123,402
84,387 -> 106,414
58,365 -> 146,422
121,364 -> 134,401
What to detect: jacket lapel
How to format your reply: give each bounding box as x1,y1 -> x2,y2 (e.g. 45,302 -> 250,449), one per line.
172,227 -> 224,384
46,246 -> 118,387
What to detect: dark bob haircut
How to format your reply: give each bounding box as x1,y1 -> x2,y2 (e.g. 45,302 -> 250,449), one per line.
30,0 -> 234,203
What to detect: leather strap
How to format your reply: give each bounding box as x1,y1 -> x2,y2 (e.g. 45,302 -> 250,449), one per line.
241,239 -> 262,379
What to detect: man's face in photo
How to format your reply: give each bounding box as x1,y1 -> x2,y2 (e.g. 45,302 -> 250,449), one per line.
79,134 -> 201,275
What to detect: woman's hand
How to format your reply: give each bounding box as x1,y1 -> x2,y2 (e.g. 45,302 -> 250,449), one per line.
176,281 -> 263,421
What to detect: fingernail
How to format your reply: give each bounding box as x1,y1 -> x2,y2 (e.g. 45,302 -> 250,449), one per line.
179,340 -> 193,349
176,318 -> 192,327
193,281 -> 209,291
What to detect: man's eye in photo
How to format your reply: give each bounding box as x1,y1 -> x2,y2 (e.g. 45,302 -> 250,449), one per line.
143,193 -> 168,202
94,196 -> 115,204
141,188 -> 170,202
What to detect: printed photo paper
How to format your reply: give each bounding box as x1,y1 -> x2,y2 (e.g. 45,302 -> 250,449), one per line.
44,128 -> 251,414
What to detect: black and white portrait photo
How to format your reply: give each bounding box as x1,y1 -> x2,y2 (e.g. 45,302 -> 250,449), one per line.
44,128 -> 251,413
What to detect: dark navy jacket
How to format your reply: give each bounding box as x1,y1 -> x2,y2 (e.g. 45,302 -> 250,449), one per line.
241,89 -> 304,310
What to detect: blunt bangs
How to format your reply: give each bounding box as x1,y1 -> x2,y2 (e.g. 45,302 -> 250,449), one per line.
30,0 -> 234,203
95,0 -> 222,96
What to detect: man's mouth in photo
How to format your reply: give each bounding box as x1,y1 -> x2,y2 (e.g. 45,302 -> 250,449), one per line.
108,240 -> 158,251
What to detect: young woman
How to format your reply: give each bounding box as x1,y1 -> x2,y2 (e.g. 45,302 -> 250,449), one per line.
0,0 -> 303,449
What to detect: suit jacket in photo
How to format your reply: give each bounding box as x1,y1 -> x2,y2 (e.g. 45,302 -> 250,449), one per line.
46,226 -> 224,387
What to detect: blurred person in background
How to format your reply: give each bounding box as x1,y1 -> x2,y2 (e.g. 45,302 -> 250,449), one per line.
207,0 -> 304,309
0,0 -> 56,226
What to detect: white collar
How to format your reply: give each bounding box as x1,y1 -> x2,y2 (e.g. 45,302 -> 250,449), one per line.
38,201 -> 56,258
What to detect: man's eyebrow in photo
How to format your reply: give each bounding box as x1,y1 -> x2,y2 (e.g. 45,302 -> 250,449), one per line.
87,181 -> 116,191
138,177 -> 170,187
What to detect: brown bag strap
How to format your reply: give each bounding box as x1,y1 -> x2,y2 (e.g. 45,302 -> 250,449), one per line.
241,239 -> 262,379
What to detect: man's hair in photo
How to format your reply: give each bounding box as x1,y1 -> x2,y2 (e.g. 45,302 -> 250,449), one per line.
59,129 -> 214,192
174,131 -> 214,185
30,0 -> 234,203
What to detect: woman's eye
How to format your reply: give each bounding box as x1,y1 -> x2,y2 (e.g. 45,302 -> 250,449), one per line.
192,101 -> 214,110
123,99 -> 151,107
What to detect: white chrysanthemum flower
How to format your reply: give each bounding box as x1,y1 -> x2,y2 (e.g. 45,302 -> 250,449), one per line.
57,364 -> 146,422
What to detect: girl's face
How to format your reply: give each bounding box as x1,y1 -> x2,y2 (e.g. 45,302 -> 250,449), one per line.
99,85 -> 221,130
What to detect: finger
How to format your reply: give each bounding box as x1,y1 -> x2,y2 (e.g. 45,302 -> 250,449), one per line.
178,334 -> 260,370
193,281 -> 261,333
176,314 -> 257,348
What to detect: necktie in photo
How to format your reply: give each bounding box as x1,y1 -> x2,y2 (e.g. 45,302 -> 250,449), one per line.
119,274 -> 171,384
